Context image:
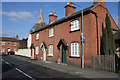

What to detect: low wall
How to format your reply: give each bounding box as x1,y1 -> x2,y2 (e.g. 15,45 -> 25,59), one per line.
15,49 -> 31,57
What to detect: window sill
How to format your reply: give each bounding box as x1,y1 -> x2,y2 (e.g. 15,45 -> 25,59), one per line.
70,29 -> 80,33
36,39 -> 39,41
48,35 -> 54,38
69,56 -> 80,58
47,54 -> 53,57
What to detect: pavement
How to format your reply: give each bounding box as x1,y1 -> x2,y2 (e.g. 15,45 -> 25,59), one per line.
9,54 -> 119,79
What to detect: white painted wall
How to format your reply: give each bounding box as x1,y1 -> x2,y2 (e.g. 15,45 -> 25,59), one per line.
15,49 -> 31,57
27,34 -> 31,49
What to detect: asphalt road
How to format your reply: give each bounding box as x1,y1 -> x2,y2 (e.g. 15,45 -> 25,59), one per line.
1,55 -> 90,80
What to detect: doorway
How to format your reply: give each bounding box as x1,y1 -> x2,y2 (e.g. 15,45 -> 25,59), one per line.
62,46 -> 67,64
8,48 -> 10,52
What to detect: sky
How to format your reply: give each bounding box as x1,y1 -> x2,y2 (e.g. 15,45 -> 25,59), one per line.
1,2 -> 120,40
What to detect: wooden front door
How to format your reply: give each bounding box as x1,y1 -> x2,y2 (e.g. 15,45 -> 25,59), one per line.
8,48 -> 10,52
32,49 -> 34,59
42,47 -> 46,61
62,46 -> 66,64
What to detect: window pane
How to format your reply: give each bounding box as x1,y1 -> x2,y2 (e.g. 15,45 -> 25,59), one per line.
49,28 -> 54,37
71,42 -> 80,57
72,43 -> 74,55
49,45 -> 53,56
71,20 -> 79,31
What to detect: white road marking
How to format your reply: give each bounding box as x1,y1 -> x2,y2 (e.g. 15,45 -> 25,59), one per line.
5,61 -> 12,66
15,68 -> 35,80
1,59 -> 4,61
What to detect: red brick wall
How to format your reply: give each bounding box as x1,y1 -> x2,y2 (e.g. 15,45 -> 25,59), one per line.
92,5 -> 119,55
0,41 -> 19,54
31,4 -> 119,68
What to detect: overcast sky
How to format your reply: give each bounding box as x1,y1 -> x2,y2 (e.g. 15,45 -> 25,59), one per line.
1,2 -> 119,39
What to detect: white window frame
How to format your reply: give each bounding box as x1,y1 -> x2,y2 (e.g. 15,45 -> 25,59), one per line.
13,42 -> 17,46
14,48 -> 16,51
36,46 -> 39,54
8,42 -> 11,46
36,33 -> 39,40
71,42 -> 80,57
49,28 -> 54,37
2,41 -> 5,45
71,19 -> 79,31
48,45 -> 53,56
1,48 -> 5,52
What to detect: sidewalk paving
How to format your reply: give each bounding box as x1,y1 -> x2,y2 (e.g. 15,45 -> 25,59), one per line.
10,55 -> 119,79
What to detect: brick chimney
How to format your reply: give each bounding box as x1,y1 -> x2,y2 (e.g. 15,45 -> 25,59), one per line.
49,11 -> 57,23
30,29 -> 33,34
65,2 -> 76,17
16,35 -> 18,39
93,0 -> 106,8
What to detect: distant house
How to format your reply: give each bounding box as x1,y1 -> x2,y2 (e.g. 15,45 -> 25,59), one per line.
0,35 -> 19,54
30,1 -> 119,67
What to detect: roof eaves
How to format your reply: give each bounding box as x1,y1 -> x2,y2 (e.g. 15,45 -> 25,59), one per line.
32,4 -> 100,34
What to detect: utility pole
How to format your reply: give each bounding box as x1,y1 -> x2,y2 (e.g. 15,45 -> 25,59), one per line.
70,2 -> 84,68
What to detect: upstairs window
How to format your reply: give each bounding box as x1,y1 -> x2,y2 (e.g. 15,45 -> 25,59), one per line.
8,42 -> 11,46
36,33 -> 39,40
71,42 -> 80,57
48,45 -> 53,56
2,42 -> 5,45
49,28 -> 54,37
13,42 -> 17,46
71,20 -> 79,31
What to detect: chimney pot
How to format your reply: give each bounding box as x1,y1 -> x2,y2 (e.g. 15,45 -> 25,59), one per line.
16,35 -> 18,40
67,2 -> 69,5
70,3 -> 74,6
54,12 -> 56,16
50,11 -> 53,15
30,30 -> 33,34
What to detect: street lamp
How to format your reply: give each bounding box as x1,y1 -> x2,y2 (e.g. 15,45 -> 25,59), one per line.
70,2 -> 84,68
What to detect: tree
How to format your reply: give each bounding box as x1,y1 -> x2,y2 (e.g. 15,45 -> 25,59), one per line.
32,22 -> 46,31
101,13 -> 116,55
19,38 -> 28,49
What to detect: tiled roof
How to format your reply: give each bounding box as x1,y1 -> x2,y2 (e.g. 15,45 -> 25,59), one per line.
0,37 -> 19,42
32,3 -> 100,34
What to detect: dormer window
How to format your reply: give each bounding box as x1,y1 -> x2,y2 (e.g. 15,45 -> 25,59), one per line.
36,33 -> 39,40
71,20 -> 79,31
49,28 -> 54,37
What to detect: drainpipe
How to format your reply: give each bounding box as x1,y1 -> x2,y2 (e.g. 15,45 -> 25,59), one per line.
95,14 -> 99,55
81,10 -> 84,68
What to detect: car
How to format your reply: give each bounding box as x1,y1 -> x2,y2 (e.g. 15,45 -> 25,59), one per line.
8,51 -> 15,55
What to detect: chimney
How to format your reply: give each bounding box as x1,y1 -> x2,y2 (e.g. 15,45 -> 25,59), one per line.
93,0 -> 106,8
49,11 -> 57,23
16,35 -> 18,40
30,29 -> 33,34
65,2 -> 76,17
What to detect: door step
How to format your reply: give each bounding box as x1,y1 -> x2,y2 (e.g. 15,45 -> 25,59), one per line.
61,63 -> 67,65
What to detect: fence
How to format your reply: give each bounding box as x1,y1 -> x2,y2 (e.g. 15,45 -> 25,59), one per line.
92,55 -> 115,72
15,49 -> 31,57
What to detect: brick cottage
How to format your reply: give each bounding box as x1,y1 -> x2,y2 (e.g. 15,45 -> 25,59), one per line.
0,35 -> 19,54
30,1 -> 119,67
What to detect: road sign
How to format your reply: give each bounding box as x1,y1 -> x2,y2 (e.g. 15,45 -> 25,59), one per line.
82,37 -> 85,43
